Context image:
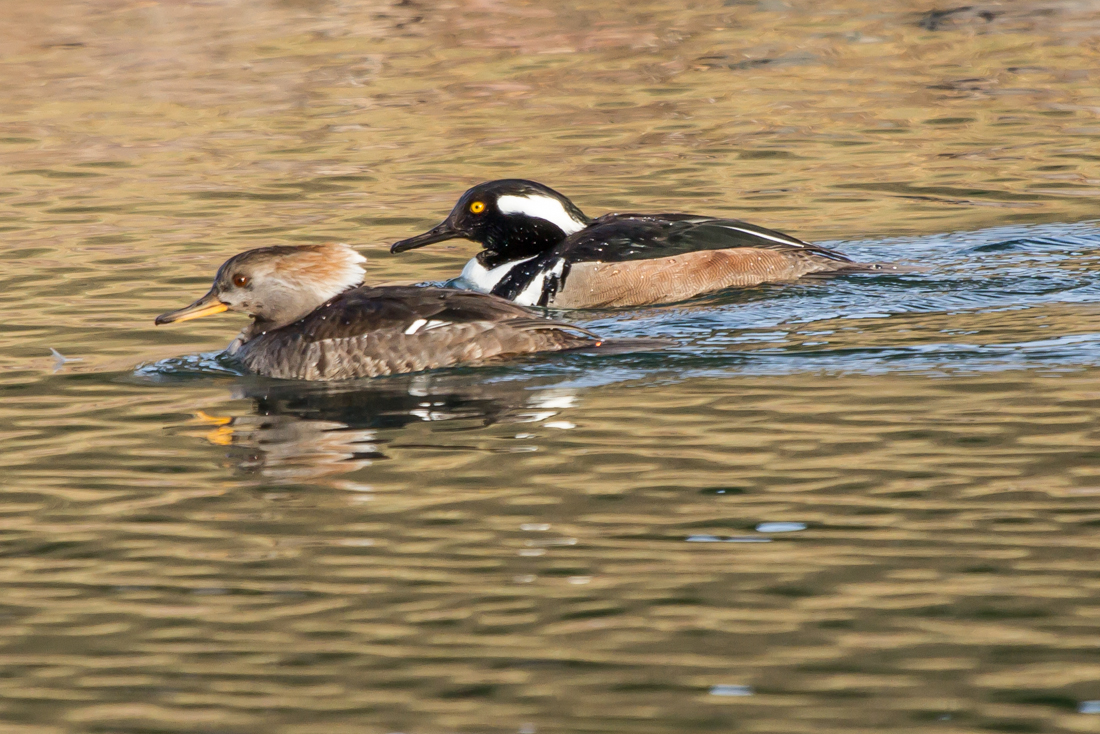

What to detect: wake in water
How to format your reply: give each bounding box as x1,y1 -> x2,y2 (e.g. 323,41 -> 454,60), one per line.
575,220 -> 1100,376
136,221 -> 1100,383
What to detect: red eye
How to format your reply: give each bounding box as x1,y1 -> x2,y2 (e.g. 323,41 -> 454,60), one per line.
232,274 -> 250,288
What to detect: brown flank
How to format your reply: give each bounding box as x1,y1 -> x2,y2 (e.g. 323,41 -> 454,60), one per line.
550,247 -> 855,308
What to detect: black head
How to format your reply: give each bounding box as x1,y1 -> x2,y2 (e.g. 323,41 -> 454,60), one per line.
390,179 -> 591,259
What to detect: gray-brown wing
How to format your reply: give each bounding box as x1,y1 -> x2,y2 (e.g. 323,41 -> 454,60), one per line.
234,286 -> 596,380
286,286 -> 546,342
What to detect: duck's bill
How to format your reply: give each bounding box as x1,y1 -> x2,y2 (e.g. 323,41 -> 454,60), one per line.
390,221 -> 466,253
155,291 -> 229,325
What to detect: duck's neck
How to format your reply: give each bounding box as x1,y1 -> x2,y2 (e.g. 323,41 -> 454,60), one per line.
241,317 -> 281,342
483,218 -> 582,261
238,284 -> 358,344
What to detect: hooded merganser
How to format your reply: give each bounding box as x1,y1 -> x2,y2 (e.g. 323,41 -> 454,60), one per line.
154,243 -> 620,381
390,179 -> 895,309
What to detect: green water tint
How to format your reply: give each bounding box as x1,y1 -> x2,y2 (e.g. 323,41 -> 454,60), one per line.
4,1 -> 1100,732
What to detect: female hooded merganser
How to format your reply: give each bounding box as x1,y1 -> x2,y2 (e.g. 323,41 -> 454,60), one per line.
154,243 -> 619,381
390,179 -> 894,309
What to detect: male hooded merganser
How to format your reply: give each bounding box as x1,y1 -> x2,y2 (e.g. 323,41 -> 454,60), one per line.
390,179 -> 894,308
154,243 -> 622,381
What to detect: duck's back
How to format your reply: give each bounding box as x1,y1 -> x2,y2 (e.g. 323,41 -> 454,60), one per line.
232,286 -> 593,380
560,214 -> 849,261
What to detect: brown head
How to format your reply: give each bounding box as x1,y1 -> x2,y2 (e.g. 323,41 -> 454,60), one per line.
155,243 -> 367,332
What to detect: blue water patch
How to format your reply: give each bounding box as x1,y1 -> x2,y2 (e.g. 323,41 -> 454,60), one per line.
570,220 -> 1100,376
132,351 -> 246,381
709,685 -> 754,697
755,522 -> 807,533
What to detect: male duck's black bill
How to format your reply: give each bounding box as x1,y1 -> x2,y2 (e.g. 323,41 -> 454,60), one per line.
390,220 -> 466,253
155,290 -> 228,325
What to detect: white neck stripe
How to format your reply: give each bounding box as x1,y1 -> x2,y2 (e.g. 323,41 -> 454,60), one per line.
497,194 -> 586,236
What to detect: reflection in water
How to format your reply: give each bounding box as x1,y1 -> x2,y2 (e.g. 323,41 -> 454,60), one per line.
8,1 -> 1100,732
185,374 -> 581,486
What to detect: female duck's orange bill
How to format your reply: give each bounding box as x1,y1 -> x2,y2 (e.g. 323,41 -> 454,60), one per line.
155,290 -> 229,325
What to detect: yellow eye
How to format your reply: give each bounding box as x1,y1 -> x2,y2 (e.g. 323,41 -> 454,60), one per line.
469,201 -> 486,214
232,274 -> 251,288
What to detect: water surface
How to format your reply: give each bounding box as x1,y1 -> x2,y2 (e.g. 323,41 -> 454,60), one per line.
4,1 -> 1100,732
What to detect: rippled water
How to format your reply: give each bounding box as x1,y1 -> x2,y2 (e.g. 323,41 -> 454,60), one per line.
5,1 -> 1100,732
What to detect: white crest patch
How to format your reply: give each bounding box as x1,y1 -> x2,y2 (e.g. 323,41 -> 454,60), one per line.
459,255 -> 535,293
497,194 -> 587,236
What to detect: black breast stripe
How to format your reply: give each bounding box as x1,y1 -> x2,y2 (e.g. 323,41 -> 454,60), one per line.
538,260 -> 571,308
489,255 -> 554,302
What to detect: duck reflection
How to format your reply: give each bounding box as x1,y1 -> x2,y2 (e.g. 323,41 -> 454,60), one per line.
186,372 -> 581,485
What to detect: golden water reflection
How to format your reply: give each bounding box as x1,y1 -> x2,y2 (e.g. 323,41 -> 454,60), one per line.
4,0 -> 1100,732
188,375 -> 586,487
5,371 -> 1100,733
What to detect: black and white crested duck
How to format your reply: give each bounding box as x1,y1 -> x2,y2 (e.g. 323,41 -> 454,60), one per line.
154,243 -> 629,381
390,179 -> 897,308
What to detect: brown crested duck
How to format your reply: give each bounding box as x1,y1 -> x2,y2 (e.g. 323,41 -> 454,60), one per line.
155,243 -> 618,381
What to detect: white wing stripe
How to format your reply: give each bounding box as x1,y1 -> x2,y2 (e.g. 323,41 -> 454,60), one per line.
714,222 -> 804,247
